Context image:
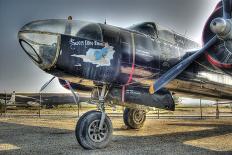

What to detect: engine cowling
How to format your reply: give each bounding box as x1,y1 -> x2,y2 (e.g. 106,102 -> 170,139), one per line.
203,2 -> 232,69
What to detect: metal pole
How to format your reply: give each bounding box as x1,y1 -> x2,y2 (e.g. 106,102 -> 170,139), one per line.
79,100 -> 82,110
157,109 -> 160,119
216,100 -> 219,119
77,96 -> 80,118
39,93 -> 41,118
1,91 -> 3,116
200,99 -> 203,119
0,103 -> 2,116
4,92 -> 7,116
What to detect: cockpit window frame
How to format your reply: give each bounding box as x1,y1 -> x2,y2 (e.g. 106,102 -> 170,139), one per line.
18,30 -> 61,69
19,39 -> 42,64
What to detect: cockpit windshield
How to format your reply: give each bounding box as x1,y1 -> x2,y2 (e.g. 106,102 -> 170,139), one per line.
18,19 -> 104,68
20,19 -> 103,41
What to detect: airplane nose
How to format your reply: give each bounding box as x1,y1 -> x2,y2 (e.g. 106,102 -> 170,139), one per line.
18,19 -> 107,78
18,26 -> 59,70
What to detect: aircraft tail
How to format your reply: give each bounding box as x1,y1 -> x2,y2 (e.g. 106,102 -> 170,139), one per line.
8,91 -> 16,104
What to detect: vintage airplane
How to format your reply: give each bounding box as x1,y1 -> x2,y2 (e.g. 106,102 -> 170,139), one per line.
17,0 -> 232,149
0,91 -> 16,105
0,91 -> 41,108
0,91 -> 88,108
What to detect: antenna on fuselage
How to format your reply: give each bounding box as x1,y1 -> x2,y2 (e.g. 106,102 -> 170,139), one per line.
104,18 -> 107,24
65,16 -> 73,35
184,29 -> 188,38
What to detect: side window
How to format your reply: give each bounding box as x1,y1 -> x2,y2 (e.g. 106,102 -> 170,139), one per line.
135,34 -> 154,53
100,24 -> 119,44
120,30 -> 131,62
134,33 -> 155,63
120,31 -> 131,44
158,30 -> 175,44
184,39 -> 200,50
174,34 -> 185,48
157,30 -> 179,70
129,22 -> 158,38
76,23 -> 103,42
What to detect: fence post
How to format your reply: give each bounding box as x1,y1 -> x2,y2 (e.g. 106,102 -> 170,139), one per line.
77,98 -> 80,118
1,92 -> 3,116
200,99 -> 203,119
216,100 -> 219,119
39,93 -> 41,118
157,109 -> 160,119
0,98 -> 2,116
4,92 -> 7,116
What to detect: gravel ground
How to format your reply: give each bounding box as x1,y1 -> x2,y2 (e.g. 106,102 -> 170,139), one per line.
0,115 -> 232,155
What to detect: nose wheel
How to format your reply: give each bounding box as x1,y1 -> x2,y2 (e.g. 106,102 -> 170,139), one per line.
75,84 -> 112,149
75,110 -> 112,149
123,108 -> 146,129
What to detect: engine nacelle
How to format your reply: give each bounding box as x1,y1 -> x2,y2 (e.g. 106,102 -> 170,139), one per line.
105,86 -> 175,111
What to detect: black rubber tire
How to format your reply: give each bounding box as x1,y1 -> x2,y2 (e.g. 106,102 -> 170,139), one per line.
123,108 -> 146,129
123,108 -> 130,127
75,111 -> 113,149
75,110 -> 98,148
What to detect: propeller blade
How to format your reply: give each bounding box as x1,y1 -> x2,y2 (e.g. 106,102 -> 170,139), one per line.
39,76 -> 56,92
64,80 -> 79,105
149,36 -> 218,94
223,0 -> 232,19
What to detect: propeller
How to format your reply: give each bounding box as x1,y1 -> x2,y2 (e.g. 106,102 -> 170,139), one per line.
223,0 -> 232,19
149,0 -> 232,94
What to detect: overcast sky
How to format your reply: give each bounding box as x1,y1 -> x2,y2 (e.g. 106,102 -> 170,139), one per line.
0,0 -> 220,93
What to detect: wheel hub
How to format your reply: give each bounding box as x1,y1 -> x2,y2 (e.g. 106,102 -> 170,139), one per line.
133,110 -> 145,124
88,120 -> 108,142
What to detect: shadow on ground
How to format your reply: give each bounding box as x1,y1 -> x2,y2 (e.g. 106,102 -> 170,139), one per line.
0,121 -> 232,155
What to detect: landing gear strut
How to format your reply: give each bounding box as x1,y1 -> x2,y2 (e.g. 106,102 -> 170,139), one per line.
123,108 -> 146,129
75,85 -> 112,149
